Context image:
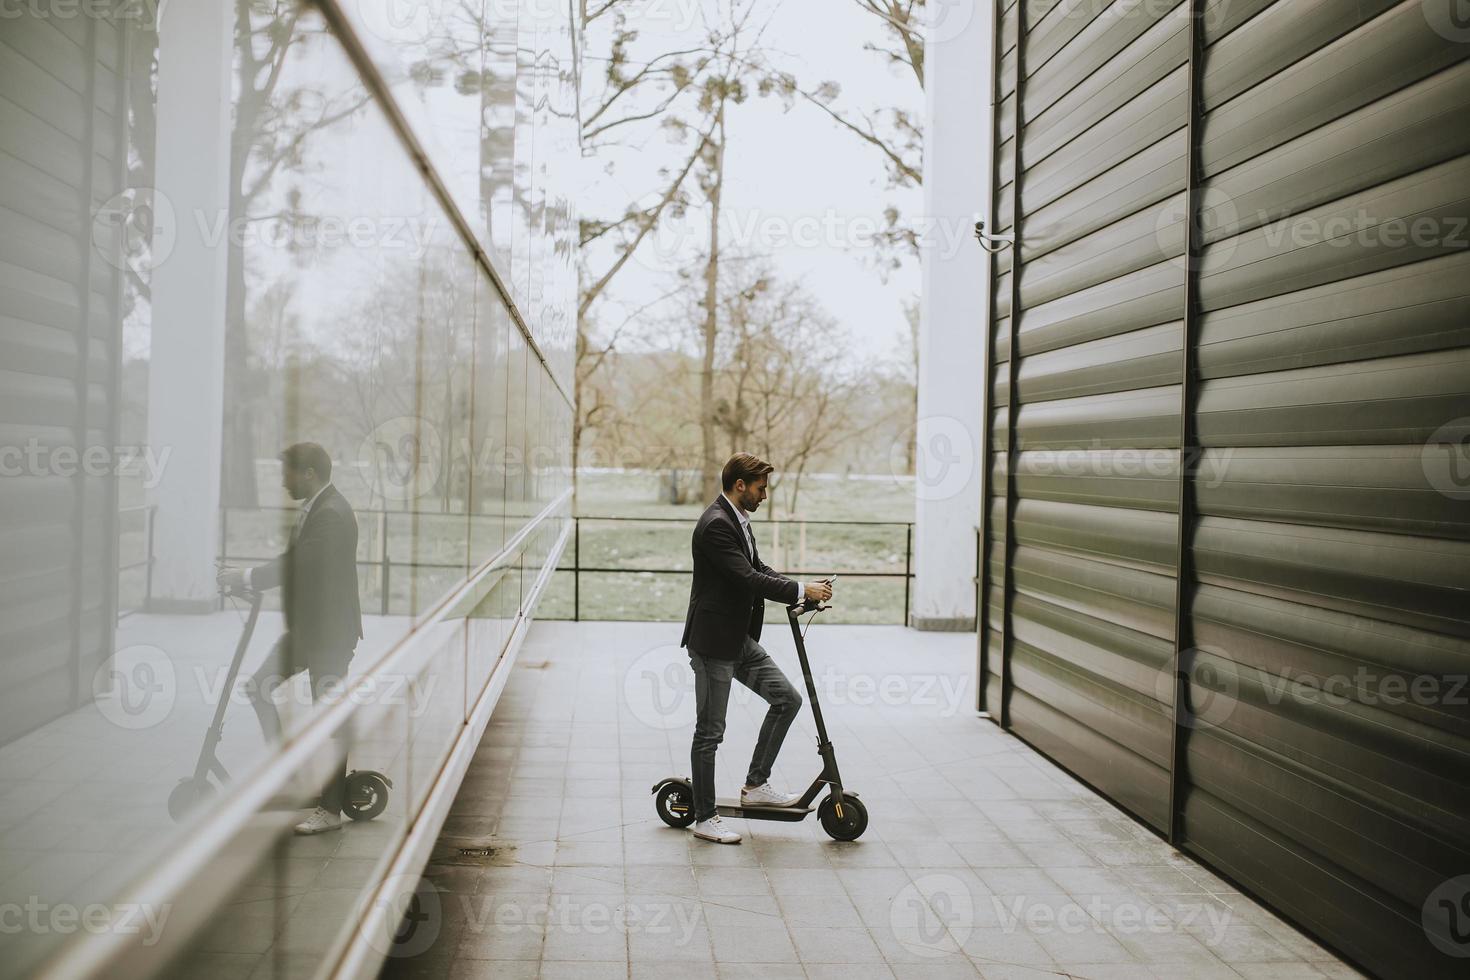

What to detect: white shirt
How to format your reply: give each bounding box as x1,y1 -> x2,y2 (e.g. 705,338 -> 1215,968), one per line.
723,492 -> 802,603
299,482 -> 333,523
245,482 -> 333,589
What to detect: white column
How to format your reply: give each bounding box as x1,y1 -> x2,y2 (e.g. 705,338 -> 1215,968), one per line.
145,0 -> 234,611
912,0 -> 993,631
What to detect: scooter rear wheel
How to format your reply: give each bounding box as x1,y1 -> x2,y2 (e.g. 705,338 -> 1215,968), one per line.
818,793 -> 867,841
168,777 -> 216,823
655,782 -> 696,828
344,771 -> 391,821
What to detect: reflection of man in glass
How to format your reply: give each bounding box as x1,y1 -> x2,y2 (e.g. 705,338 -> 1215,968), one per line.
218,442 -> 363,835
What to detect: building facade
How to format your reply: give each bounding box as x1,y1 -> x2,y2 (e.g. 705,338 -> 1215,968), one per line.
970,2 -> 1470,978
0,0 -> 578,975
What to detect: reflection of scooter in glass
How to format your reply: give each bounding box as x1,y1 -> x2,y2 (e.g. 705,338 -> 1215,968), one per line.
167,581 -> 392,824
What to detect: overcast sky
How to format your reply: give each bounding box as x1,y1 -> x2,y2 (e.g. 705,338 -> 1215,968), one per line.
580,0 -> 925,364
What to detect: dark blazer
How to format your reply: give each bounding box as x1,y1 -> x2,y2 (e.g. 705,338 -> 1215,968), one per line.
252,483 -> 363,663
680,494 -> 801,661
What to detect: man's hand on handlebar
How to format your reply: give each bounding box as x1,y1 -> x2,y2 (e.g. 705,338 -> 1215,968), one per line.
217,568 -> 248,594
804,579 -> 833,604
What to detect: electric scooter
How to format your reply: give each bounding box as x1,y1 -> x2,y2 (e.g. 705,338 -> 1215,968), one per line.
166,582 -> 393,824
651,587 -> 869,841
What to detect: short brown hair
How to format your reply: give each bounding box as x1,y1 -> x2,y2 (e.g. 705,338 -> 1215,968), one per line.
280,442 -> 332,481
722,452 -> 774,491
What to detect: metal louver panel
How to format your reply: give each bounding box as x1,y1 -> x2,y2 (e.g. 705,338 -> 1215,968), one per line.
0,17 -> 126,742
980,1 -> 1470,977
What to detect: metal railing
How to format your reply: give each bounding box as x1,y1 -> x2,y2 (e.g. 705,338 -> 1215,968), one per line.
212,510 -> 916,624
560,515 -> 915,624
218,506 -> 483,616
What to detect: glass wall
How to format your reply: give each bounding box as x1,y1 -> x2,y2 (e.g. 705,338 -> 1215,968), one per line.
0,0 -> 576,976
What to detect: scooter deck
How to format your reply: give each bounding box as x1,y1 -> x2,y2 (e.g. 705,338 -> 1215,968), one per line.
713,798 -> 814,822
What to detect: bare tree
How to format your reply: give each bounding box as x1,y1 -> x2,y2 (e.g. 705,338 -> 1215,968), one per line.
577,1 -> 785,502
709,264 -> 870,515
743,0 -> 926,272
223,3 -> 370,505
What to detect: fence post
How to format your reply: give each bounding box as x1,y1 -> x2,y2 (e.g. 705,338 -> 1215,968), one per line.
218,507 -> 228,611
573,518 -> 580,622
903,523 -> 912,627
144,505 -> 156,611
379,511 -> 390,616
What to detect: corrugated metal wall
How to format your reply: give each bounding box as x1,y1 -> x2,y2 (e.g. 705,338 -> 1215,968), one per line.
979,1 -> 1470,977
0,17 -> 126,742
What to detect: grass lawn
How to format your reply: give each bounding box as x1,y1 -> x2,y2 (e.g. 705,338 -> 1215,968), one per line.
201,468 -> 919,625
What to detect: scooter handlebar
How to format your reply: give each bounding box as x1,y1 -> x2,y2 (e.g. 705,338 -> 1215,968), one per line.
789,576 -> 836,615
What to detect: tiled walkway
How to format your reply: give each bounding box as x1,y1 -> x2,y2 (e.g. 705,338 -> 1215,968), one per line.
379,619 -> 1365,980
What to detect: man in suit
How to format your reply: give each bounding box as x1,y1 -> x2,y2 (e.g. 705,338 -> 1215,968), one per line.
679,453 -> 833,844
218,442 -> 363,835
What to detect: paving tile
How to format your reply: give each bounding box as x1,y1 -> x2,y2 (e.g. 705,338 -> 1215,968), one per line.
707,923 -> 799,962
715,964 -> 807,980
788,924 -> 887,963
374,621 -> 1356,980
695,866 -> 774,897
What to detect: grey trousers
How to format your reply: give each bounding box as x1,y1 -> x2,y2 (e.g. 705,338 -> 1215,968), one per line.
248,633 -> 353,815
687,636 -> 804,822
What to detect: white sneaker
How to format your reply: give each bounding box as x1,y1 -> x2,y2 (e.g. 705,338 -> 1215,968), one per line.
740,782 -> 800,808
294,806 -> 343,835
692,815 -> 741,844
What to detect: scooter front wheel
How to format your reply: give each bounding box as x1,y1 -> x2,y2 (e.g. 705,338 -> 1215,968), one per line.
818,793 -> 867,841
655,782 -> 696,828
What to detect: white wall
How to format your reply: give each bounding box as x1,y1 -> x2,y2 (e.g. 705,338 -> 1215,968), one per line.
144,0 -> 234,611
912,0 -> 994,630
